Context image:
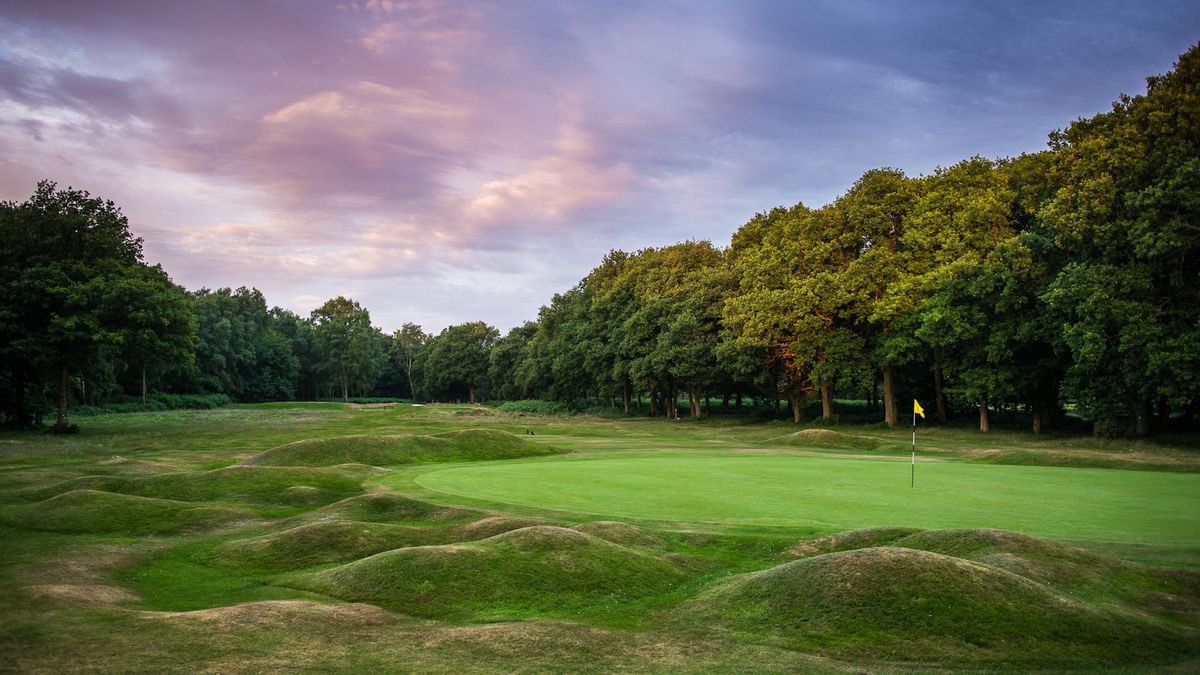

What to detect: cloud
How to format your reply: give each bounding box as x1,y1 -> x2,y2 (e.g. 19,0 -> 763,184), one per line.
2,0 -> 1198,334
462,118 -> 634,227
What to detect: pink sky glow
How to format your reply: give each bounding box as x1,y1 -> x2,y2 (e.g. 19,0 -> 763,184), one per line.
1,1 -> 1197,332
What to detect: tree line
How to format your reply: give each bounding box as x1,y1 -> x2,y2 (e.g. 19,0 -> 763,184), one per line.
2,46 -> 1196,436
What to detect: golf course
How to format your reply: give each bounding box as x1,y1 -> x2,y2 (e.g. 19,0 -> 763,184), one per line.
3,402 -> 1198,672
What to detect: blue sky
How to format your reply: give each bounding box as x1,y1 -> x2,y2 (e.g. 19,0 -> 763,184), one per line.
1,0 -> 1196,332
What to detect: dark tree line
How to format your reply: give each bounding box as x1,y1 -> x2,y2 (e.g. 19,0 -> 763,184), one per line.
2,46 -> 1196,437
494,45 -> 1200,436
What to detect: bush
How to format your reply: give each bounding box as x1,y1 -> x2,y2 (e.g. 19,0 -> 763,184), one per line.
496,400 -> 571,415
72,393 -> 232,416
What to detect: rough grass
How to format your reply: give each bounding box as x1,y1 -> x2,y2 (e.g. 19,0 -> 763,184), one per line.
571,521 -> 666,548
789,527 -> 922,557
766,429 -> 881,451
3,405 -> 1199,672
792,527 -> 1200,613
211,519 -> 439,570
684,546 -> 1197,666
307,492 -> 480,523
1,489 -> 253,534
292,526 -> 687,620
34,464 -> 375,507
243,429 -> 564,467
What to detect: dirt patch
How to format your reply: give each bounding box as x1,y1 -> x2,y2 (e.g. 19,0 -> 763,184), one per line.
347,403 -> 399,409
25,583 -> 138,605
154,600 -> 390,628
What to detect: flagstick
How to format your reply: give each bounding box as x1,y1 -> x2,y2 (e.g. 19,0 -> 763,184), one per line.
911,408 -> 916,488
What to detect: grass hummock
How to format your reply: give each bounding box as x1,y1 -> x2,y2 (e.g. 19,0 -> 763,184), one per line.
243,428 -> 565,467
291,526 -> 687,620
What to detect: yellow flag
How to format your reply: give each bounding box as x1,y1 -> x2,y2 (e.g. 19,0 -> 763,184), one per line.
914,399 -> 925,418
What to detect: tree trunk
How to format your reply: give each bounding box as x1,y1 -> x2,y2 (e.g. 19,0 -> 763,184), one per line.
56,364 -> 69,428
883,364 -> 897,428
819,381 -> 833,419
787,392 -> 804,424
979,395 -> 990,433
622,381 -> 630,414
1134,398 -> 1150,437
735,392 -> 742,408
870,371 -> 879,412
1032,409 -> 1043,434
1157,395 -> 1169,433
406,371 -> 417,403
141,366 -> 147,405
932,354 -> 947,424
468,384 -> 476,405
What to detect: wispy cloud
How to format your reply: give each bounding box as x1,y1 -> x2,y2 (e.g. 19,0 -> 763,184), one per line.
1,0 -> 1197,332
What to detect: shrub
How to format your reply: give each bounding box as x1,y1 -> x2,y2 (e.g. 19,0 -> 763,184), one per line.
496,400 -> 571,415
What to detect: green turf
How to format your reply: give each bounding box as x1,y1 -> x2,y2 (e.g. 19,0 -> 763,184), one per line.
411,455 -> 1200,546
2,403 -> 1198,671
243,428 -> 564,467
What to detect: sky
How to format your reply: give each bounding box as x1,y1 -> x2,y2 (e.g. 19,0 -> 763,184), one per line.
1,1 -> 1197,334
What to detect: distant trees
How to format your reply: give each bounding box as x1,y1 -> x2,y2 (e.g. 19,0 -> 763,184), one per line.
311,297 -> 381,403
421,322 -> 499,404
0,181 -> 195,428
3,45 -> 1196,437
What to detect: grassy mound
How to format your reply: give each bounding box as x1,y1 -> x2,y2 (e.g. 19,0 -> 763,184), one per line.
293,526 -> 686,619
766,429 -> 880,451
571,521 -> 665,548
40,465 -> 370,507
212,519 -> 435,570
686,546 -> 1194,665
453,516 -> 546,539
243,429 -> 563,467
789,527 -> 924,558
2,490 -> 252,535
791,527 -> 1199,610
309,493 -> 479,523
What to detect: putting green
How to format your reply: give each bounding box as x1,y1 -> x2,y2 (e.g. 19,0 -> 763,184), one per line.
413,455 -> 1200,546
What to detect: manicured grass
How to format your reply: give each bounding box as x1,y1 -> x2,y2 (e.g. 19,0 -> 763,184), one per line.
1,403 -> 1198,671
411,455 -> 1200,547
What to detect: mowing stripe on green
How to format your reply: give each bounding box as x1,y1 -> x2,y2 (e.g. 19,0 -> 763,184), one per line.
412,455 -> 1200,546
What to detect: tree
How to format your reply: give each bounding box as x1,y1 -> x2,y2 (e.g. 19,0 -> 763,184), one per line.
423,322 -> 499,403
0,181 -> 149,428
311,296 -> 378,402
391,323 -> 429,402
108,264 -> 196,404
1041,44 -> 1200,435
489,322 -> 537,401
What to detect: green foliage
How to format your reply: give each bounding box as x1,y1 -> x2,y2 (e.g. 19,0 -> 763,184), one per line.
0,181 -> 195,428
310,296 -> 381,402
420,321 -> 499,403
73,392 -> 232,416
497,399 -> 572,415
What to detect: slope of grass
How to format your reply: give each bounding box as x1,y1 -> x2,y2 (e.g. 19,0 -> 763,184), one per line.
793,527 -> 1200,612
36,464 -> 375,508
766,429 -> 881,451
3,405 -> 1200,672
1,489 -> 253,534
210,519 -> 439,570
292,526 -> 687,620
683,546 -> 1197,666
243,429 -> 564,467
307,492 -> 480,523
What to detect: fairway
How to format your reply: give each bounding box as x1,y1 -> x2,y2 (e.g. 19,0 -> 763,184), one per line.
415,455 -> 1200,546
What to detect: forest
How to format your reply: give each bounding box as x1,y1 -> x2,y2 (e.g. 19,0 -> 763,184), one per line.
1,45 -> 1196,437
